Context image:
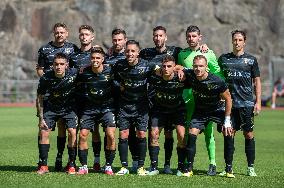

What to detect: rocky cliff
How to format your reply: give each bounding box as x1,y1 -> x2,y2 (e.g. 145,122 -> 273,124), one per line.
0,0 -> 283,97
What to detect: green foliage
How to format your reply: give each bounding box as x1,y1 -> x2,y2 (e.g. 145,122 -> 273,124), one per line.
0,107 -> 283,187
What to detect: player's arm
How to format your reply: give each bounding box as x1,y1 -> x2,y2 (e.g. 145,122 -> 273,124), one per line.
36,94 -> 48,129
220,89 -> 233,136
208,52 -> 224,79
253,76 -> 261,115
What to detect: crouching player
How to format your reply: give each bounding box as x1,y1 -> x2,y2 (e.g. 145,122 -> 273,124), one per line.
76,47 -> 116,175
181,55 -> 232,177
36,53 -> 78,175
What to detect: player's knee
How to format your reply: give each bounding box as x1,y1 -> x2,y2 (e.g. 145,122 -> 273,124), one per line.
120,130 -> 129,139
164,130 -> 173,138
243,131 -> 254,139
136,131 -> 146,138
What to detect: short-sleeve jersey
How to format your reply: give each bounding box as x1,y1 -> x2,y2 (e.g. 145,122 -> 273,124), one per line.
178,48 -> 223,103
105,51 -> 125,67
113,58 -> 155,113
37,41 -> 79,72
76,65 -> 114,113
37,68 -> 78,112
69,49 -> 91,69
140,46 -> 182,66
149,74 -> 186,114
218,52 -> 260,108
184,69 -> 228,113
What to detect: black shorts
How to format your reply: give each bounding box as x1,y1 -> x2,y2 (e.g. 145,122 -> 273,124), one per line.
231,107 -> 254,132
190,110 -> 224,131
80,111 -> 116,130
42,110 -> 78,130
117,112 -> 149,132
151,111 -> 186,131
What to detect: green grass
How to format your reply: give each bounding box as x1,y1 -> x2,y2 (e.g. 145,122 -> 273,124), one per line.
0,107 -> 283,187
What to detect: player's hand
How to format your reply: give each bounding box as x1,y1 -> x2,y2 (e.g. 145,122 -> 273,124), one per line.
254,102 -> 261,116
177,70 -> 185,81
120,84 -> 125,92
155,68 -> 162,76
200,44 -> 209,53
38,119 -> 48,129
222,126 -> 233,136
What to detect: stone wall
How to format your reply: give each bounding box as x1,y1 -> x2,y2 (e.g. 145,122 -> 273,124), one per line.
0,0 -> 283,95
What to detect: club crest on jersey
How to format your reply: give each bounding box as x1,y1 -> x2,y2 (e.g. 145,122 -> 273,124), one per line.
64,48 -> 73,54
243,58 -> 249,64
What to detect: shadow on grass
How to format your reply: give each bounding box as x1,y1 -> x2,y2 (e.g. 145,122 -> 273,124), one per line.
0,165 -> 35,172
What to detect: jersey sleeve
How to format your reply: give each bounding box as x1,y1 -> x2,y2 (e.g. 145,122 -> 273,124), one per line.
207,50 -> 224,79
37,48 -> 45,68
37,77 -> 47,95
251,57 -> 260,78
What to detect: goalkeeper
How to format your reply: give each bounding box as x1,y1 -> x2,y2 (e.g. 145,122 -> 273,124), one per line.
178,25 -> 224,176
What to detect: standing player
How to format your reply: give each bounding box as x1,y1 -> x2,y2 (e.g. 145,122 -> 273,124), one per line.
114,40 -> 157,176
218,30 -> 261,177
36,23 -> 79,172
69,25 -> 102,172
140,26 -> 181,174
147,55 -> 187,176
76,47 -> 116,175
178,25 -> 222,175
180,55 -> 232,177
36,53 -> 78,175
105,28 -> 140,172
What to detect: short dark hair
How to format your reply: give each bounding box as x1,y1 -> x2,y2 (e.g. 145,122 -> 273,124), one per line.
126,40 -> 140,50
79,25 -> 95,34
231,29 -> 247,41
91,46 -> 105,56
162,55 -> 175,64
186,25 -> 200,35
153,26 -> 167,33
111,28 -> 126,38
193,55 -> 207,64
53,22 -> 68,32
54,52 -> 68,62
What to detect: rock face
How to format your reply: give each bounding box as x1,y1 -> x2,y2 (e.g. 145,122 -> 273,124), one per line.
0,0 -> 283,100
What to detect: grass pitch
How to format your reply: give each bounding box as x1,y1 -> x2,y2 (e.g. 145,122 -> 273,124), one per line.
0,107 -> 283,187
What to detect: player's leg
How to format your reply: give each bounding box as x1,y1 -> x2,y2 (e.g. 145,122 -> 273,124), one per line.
204,121 -> 216,176
148,124 -> 161,175
116,116 -> 130,175
64,111 -> 78,175
103,112 -> 116,175
136,113 -> 149,176
77,128 -> 90,175
54,118 -> 66,172
176,124 -> 186,176
37,111 -> 55,174
128,125 -> 138,172
92,125 -> 101,172
163,130 -> 174,174
242,107 -> 257,176
185,127 -> 200,177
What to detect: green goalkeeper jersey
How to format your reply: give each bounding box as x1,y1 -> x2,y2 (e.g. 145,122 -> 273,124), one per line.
178,48 -> 223,103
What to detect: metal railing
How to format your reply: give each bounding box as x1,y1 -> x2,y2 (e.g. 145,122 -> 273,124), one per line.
0,80 -> 38,103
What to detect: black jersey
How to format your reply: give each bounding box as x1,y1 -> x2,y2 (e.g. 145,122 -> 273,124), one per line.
184,69 -> 228,113
140,46 -> 182,66
218,52 -> 260,108
76,65 -> 114,112
105,51 -> 125,66
113,58 -> 156,112
37,68 -> 78,112
37,41 -> 79,72
149,74 -> 186,114
69,49 -> 91,69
